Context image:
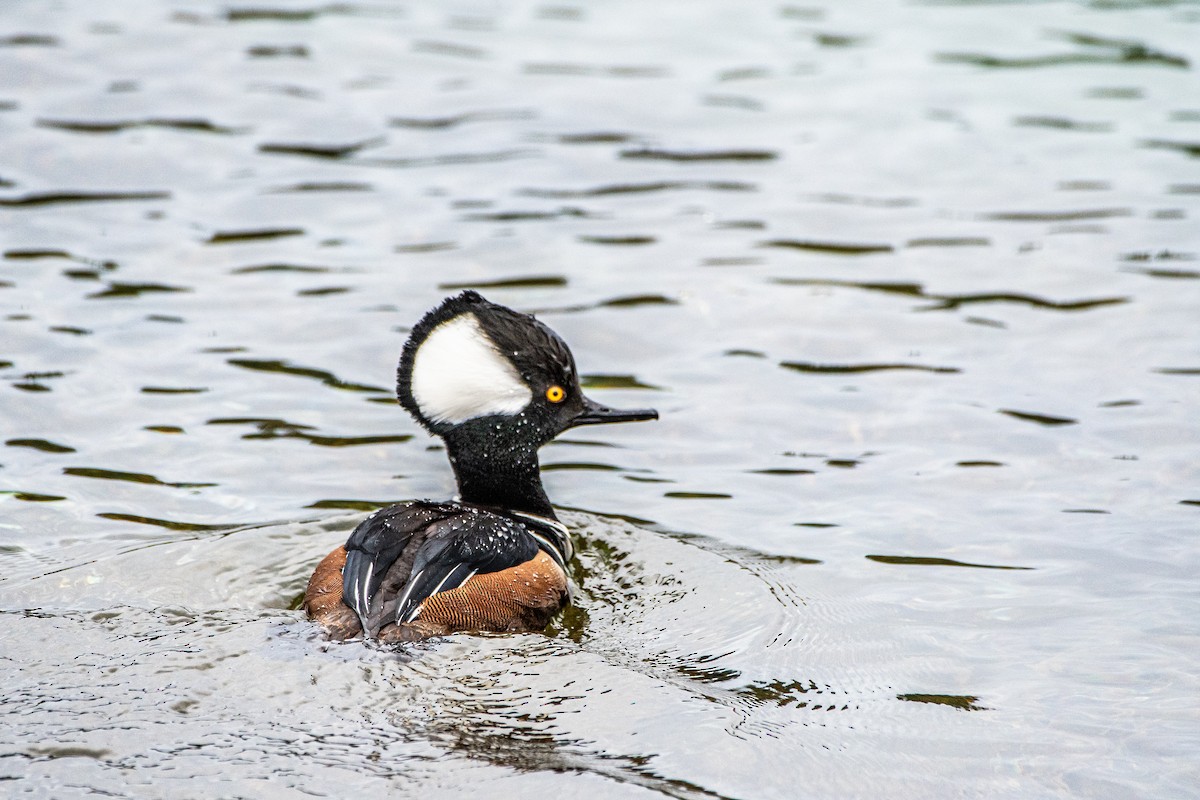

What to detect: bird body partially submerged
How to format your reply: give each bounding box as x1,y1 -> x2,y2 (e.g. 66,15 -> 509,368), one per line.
304,291 -> 656,642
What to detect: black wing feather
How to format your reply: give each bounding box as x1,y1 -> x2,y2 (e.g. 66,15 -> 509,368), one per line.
341,501 -> 539,638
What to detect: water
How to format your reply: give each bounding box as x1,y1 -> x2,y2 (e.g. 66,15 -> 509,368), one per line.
2,1 -> 1198,797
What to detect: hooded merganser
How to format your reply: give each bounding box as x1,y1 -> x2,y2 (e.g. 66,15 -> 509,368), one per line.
304,291 -> 657,642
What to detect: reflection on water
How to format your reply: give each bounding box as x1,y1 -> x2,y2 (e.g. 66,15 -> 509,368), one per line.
2,0 -> 1199,797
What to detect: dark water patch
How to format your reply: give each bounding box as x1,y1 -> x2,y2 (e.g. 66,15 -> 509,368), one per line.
224,359 -> 387,392
269,181 -> 373,193
664,491 -> 733,499
982,207 -> 1130,222
64,467 -> 216,489
542,462 -> 622,472
247,82 -> 322,100
621,147 -> 776,162
2,490 -> 66,502
1062,508 -> 1110,514
1058,180 -> 1111,191
145,426 -> 184,433
1154,367 -> 1200,376
906,237 -> 990,248
580,374 -> 661,390
0,34 -> 59,47
390,109 -> 533,129
536,6 -> 583,21
395,241 -> 455,254
141,386 -> 208,394
826,459 -> 860,468
578,235 -> 656,246
247,44 -> 308,58
207,228 -> 304,244
412,40 -> 488,60
233,263 -> 331,274
998,408 -> 1078,426
88,282 -> 190,299
723,349 -> 767,358
11,381 -> 52,393
207,417 -> 408,447
867,555 -> 1033,570
49,326 -> 91,336
523,63 -> 669,78
717,66 -> 771,81
760,238 -> 892,255
749,468 -> 815,476
778,278 -> 1128,312
25,746 -> 113,760
702,94 -> 764,111
600,294 -> 677,309
356,148 -> 536,168
225,6 -> 350,22
551,437 -> 620,449
1170,109 -> 1200,122
1141,139 -> 1200,158
814,32 -> 863,48
521,180 -> 755,198
935,292 -> 1127,311
675,662 -> 743,685
1099,399 -> 1140,408
622,475 -> 673,483
7,438 -> 76,453
147,314 -> 184,324
297,286 -> 351,296
714,220 -> 765,230
1013,116 -> 1113,132
1181,500 -> 1200,507
703,256 -> 763,266
738,679 -> 854,711
4,248 -> 69,260
776,279 -> 921,296
780,360 -> 960,375
462,207 -> 588,222
1150,209 -> 1185,221
38,118 -> 246,135
259,137 -> 384,159
63,270 -> 100,281
794,522 -> 836,529
553,132 -> 639,144
305,434 -> 411,448
804,192 -> 917,208
1121,267 -> 1199,279
96,513 -> 237,531
897,694 -> 987,712
956,460 -> 1004,468
0,191 -> 170,207
306,499 -> 395,511
938,32 -> 1187,70
439,275 -> 567,290
1087,86 -> 1143,99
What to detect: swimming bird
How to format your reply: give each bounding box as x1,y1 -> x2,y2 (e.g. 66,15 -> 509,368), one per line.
304,291 -> 657,642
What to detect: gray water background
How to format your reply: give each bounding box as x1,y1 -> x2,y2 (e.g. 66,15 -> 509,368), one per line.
1,1 -> 1198,797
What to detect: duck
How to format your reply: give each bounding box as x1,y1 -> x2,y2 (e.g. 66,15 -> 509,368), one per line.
303,290 -> 657,642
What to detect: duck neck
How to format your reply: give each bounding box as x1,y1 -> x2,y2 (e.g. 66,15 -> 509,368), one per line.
443,432 -> 555,518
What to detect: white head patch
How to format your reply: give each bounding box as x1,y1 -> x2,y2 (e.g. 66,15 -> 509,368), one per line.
410,313 -> 532,425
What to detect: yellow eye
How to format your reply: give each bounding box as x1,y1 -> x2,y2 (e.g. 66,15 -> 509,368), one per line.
545,385 -> 566,403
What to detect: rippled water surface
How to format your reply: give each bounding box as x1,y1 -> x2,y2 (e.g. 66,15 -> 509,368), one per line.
3,1 -> 1199,797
